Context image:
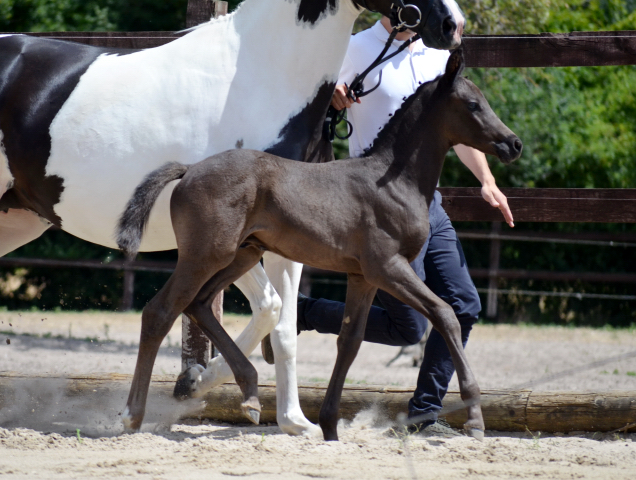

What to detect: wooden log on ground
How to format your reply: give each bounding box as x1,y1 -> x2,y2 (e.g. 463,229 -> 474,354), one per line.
1,373 -> 634,433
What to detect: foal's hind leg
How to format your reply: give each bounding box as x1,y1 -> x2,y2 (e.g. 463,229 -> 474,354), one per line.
319,274 -> 377,441
181,246 -> 266,424
370,258 -> 484,439
177,263 -> 281,399
123,260 -> 214,432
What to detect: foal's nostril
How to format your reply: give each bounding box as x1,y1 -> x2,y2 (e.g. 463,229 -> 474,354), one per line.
442,16 -> 457,37
513,138 -> 523,153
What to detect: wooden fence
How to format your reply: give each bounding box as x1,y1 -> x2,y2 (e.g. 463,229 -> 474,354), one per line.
1,0 -> 635,361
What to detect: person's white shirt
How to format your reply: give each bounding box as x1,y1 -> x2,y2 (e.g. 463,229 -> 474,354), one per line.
338,21 -> 450,157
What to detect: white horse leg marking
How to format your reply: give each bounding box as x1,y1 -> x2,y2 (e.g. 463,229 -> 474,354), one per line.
0,130 -> 14,199
188,262 -> 282,394
263,253 -> 321,436
0,209 -> 51,257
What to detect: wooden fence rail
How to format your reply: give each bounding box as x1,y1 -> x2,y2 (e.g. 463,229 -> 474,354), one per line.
9,30 -> 636,69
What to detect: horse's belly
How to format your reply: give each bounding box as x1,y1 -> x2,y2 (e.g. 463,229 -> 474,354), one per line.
56,179 -> 178,251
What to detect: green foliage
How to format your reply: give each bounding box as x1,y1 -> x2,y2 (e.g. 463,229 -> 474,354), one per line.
0,0 -> 115,32
462,0 -> 551,34
0,0 -> 188,32
441,0 -> 636,326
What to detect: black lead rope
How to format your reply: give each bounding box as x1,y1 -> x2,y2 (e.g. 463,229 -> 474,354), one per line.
323,31 -> 421,142
323,3 -> 423,142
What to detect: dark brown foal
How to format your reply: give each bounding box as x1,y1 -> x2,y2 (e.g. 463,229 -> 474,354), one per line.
117,49 -> 522,440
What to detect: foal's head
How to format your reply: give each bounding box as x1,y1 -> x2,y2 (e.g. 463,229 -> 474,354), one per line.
433,49 -> 523,164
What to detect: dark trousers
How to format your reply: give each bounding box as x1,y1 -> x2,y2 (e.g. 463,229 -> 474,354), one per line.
297,191 -> 481,425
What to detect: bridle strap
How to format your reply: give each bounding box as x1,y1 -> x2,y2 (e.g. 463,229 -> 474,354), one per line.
323,3 -> 423,142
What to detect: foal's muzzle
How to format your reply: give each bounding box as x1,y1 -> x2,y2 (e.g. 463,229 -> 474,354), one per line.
494,136 -> 523,164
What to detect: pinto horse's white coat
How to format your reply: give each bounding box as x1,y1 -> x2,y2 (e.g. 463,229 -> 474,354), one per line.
47,0 -> 360,250
4,0 -> 465,436
0,130 -> 13,199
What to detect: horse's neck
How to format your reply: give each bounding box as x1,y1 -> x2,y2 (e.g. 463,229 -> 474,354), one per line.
172,0 -> 359,158
369,92 -> 449,202
190,0 -> 359,85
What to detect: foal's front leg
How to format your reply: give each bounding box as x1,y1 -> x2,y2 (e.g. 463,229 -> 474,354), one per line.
319,274 -> 377,441
374,258 -> 485,439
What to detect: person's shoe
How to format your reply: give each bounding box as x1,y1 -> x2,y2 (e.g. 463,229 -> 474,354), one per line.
407,418 -> 462,438
260,292 -> 308,365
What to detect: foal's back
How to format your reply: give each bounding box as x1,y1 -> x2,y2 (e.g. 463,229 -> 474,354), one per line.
172,149 -> 429,273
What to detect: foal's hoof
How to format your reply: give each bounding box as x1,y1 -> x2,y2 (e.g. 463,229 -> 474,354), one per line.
464,425 -> 485,441
173,364 -> 206,399
241,396 -> 261,425
261,334 -> 275,365
121,407 -> 141,434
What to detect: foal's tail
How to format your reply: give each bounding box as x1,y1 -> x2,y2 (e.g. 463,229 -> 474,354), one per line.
116,162 -> 189,258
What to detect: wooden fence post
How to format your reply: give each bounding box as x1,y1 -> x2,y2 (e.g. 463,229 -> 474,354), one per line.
120,255 -> 136,311
181,0 -> 228,370
486,221 -> 501,319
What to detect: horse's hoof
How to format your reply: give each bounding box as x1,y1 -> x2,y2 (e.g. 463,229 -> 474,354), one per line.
246,408 -> 260,425
173,364 -> 206,399
464,425 -> 485,441
241,405 -> 261,425
278,415 -> 322,437
121,407 -> 141,434
241,396 -> 261,425
261,334 -> 275,365
323,432 -> 339,442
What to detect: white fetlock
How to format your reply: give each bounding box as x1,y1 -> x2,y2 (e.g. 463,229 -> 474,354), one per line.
278,411 -> 322,437
174,364 -> 207,399
192,357 -> 235,397
121,406 -> 136,433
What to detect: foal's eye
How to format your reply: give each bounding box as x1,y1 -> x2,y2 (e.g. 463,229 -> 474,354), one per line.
467,102 -> 480,112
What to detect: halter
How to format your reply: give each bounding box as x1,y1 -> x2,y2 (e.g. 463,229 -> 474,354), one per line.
323,3 -> 423,142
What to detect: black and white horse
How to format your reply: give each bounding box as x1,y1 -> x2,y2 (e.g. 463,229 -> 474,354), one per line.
0,0 -> 464,436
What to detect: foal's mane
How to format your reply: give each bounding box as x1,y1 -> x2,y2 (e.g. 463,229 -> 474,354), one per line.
362,74 -> 443,158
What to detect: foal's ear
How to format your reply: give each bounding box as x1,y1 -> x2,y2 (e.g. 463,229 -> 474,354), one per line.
439,48 -> 465,89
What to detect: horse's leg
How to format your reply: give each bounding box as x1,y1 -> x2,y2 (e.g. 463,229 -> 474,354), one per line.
123,259 -> 216,432
263,253 -> 321,436
183,246 -> 266,424
319,274 -> 377,441
174,262 -> 281,397
371,258 -> 485,439
0,209 -> 51,257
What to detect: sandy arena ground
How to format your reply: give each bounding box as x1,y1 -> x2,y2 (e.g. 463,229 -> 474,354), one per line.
1,310 -> 636,479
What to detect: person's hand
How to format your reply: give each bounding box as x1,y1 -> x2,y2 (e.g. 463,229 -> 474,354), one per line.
331,84 -> 361,111
481,182 -> 514,227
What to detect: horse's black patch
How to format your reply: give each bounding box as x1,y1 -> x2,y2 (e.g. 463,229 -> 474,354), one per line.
0,35 -> 139,226
265,81 -> 335,164
297,0 -> 338,25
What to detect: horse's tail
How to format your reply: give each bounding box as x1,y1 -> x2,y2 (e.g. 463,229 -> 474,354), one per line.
116,162 -> 189,258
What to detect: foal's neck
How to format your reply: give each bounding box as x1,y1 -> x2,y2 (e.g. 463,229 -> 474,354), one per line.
365,81 -> 450,203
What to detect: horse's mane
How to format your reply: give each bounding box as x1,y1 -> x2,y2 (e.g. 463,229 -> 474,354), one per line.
362,74 -> 443,157
176,0 -> 244,34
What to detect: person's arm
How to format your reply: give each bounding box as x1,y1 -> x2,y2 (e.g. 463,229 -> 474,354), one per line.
453,144 -> 514,227
331,50 -> 362,110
